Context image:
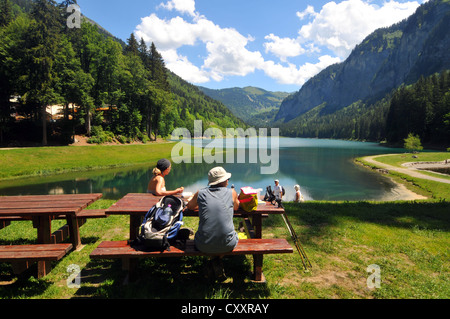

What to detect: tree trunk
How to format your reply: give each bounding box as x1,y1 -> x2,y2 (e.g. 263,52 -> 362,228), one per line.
41,105 -> 47,146
147,108 -> 152,140
85,109 -> 91,136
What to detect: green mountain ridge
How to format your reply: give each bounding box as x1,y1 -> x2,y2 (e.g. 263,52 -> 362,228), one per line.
198,86 -> 290,126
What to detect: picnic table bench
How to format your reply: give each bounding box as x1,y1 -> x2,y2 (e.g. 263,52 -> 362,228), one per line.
90,239 -> 293,282
0,194 -> 103,278
0,243 -> 73,278
90,193 -> 293,282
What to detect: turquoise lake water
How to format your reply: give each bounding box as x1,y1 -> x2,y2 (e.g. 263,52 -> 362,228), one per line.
0,138 -> 406,201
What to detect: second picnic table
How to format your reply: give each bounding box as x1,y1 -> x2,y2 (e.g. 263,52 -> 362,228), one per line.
0,193 -> 103,277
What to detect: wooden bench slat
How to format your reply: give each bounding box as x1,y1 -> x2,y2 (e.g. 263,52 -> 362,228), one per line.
91,239 -> 293,259
0,208 -> 80,215
0,244 -> 73,252
0,251 -> 65,261
76,209 -> 107,218
0,200 -> 101,209
0,194 -> 102,202
0,243 -> 73,262
1,210 -> 107,222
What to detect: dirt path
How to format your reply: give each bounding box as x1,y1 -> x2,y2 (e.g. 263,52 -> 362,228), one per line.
362,154 -> 450,184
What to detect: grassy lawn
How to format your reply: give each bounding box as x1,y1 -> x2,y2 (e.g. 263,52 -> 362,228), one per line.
374,152 -> 450,167
375,152 -> 450,179
0,146 -> 449,299
0,143 -> 176,180
0,199 -> 448,299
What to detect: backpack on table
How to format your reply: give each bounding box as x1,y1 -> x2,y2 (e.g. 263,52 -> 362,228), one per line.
135,195 -> 185,251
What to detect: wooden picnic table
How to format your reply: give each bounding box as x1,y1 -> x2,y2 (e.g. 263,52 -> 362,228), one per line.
0,193 -> 103,247
105,193 -> 287,282
105,193 -> 285,240
0,194 -> 103,277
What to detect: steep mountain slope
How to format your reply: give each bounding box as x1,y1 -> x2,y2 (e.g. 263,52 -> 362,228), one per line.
276,0 -> 450,123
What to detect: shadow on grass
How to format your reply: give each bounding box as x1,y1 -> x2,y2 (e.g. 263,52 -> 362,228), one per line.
0,262 -> 53,298
76,255 -> 272,299
269,200 -> 450,242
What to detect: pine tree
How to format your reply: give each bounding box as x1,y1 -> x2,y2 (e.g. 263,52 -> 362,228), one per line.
125,33 -> 139,56
23,0 -> 62,145
0,0 -> 12,27
138,37 -> 149,68
149,42 -> 169,92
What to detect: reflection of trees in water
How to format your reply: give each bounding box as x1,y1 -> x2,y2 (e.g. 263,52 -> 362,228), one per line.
0,166 -> 151,199
86,168 -> 151,199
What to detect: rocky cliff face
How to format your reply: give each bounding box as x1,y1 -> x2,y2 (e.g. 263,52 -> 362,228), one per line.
276,0 -> 450,122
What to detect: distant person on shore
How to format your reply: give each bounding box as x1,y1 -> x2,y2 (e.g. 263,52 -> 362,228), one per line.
273,179 -> 284,208
294,184 -> 305,203
147,158 -> 184,196
273,179 -> 283,201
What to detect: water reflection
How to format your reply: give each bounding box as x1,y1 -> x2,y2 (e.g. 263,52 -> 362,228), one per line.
0,138 -> 406,201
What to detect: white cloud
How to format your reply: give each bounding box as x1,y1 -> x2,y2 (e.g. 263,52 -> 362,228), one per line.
135,14 -> 197,51
162,49 -> 210,83
297,0 -> 422,58
158,0 -> 197,18
262,55 -> 341,86
264,34 -> 306,62
135,8 -> 264,84
296,5 -> 316,20
136,0 -> 426,87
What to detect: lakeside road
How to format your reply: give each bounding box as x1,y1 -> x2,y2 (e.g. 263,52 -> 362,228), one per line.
360,154 -> 450,201
362,154 -> 450,184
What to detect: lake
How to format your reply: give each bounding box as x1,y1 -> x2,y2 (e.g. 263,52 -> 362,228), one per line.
0,138 -> 406,201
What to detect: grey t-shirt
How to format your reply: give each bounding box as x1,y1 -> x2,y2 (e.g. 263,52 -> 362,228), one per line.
194,186 -> 238,254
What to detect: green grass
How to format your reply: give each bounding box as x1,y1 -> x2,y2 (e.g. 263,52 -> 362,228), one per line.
0,146 -> 449,299
376,152 -> 450,181
0,199 -> 448,299
374,152 -> 449,170
0,143 -> 176,180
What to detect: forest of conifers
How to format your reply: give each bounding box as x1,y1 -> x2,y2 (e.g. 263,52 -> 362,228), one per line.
0,0 -> 245,146
386,71 -> 450,146
278,70 -> 450,147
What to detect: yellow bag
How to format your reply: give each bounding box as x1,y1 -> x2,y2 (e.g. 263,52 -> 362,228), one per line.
238,232 -> 248,239
238,187 -> 259,212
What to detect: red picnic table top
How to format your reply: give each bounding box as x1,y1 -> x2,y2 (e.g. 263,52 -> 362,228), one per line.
106,193 -> 285,216
0,193 -> 103,246
106,193 -> 285,241
0,193 -> 103,277
0,194 -> 103,217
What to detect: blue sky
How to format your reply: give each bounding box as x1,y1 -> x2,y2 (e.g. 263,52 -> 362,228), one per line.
76,0 -> 428,92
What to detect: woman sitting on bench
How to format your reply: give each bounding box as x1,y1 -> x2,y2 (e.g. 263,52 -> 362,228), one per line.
147,158 -> 184,196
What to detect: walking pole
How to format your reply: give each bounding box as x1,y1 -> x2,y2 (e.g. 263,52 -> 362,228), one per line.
281,211 -> 312,271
